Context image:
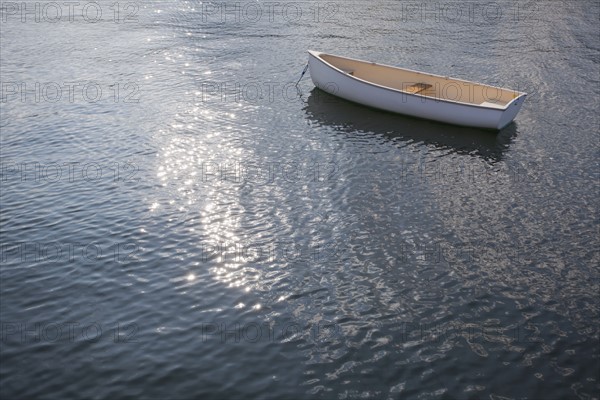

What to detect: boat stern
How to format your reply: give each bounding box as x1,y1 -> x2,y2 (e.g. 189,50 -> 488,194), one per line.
497,93 -> 527,129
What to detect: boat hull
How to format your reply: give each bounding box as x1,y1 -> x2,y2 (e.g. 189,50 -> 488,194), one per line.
307,51 -> 526,130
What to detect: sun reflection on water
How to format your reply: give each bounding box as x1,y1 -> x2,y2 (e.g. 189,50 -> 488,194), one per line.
154,106 -> 263,303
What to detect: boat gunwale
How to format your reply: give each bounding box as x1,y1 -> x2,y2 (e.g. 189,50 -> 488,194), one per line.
307,50 -> 527,111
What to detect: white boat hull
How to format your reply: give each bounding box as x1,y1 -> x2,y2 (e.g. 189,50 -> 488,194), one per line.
307,50 -> 526,130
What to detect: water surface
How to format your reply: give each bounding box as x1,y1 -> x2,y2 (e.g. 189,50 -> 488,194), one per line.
1,1 -> 599,399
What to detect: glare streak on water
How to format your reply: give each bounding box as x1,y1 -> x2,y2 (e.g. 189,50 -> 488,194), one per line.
1,1 -> 599,399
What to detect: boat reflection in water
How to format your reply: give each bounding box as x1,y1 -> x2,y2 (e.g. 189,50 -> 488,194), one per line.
303,87 -> 517,163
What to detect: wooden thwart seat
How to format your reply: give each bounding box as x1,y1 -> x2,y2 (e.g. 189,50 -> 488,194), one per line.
404,83 -> 432,94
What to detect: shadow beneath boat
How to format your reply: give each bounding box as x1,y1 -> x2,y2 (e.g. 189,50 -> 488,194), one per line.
303,88 -> 517,163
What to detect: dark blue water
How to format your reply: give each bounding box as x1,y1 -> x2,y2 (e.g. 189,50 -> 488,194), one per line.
1,1 -> 598,399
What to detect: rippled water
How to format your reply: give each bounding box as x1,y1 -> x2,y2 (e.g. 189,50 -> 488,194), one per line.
1,1 -> 599,399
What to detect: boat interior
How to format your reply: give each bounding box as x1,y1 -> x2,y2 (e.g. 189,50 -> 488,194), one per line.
319,54 -> 522,108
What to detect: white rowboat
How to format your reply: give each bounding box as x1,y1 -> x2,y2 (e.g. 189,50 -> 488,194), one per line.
307,50 -> 526,130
